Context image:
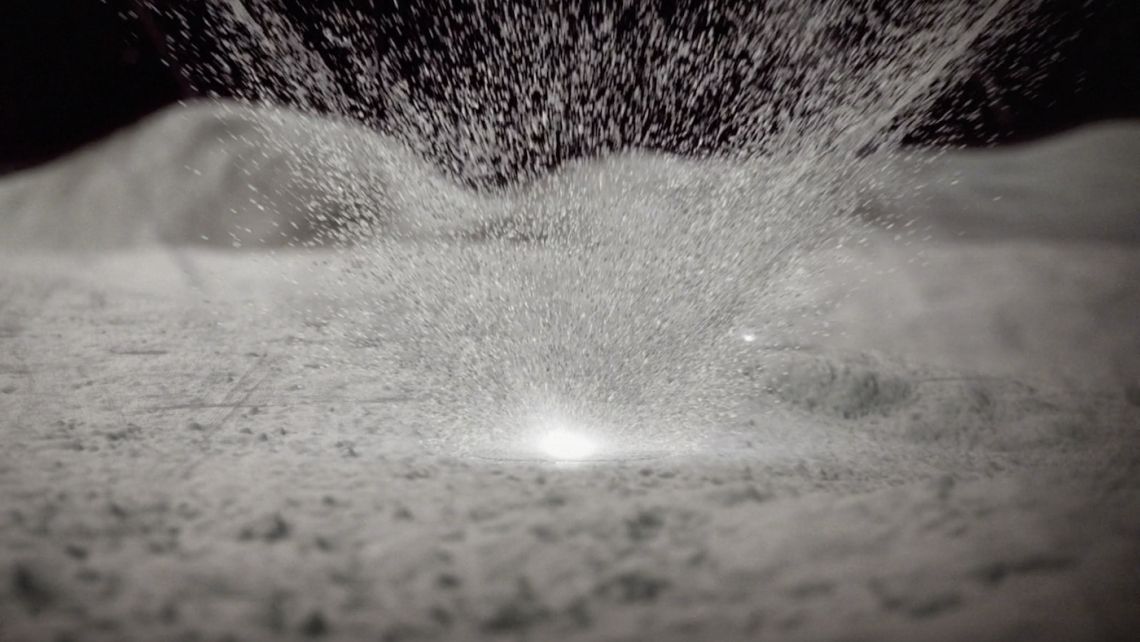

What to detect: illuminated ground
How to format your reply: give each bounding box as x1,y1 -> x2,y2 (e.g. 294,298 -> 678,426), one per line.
0,105 -> 1138,641
1,238 -> 1137,642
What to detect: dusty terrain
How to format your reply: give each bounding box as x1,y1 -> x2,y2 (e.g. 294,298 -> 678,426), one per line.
1,104 -> 1138,641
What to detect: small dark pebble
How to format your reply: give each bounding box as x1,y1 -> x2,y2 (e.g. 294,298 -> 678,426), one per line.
480,579 -> 549,633
301,611 -> 329,637
625,509 -> 665,542
64,544 -> 88,560
240,513 -> 291,542
1124,384 -> 1140,408
596,571 -> 670,603
540,493 -> 567,508
481,600 -> 549,633
530,525 -> 557,542
429,606 -> 452,626
159,601 -> 179,624
104,425 -> 141,442
335,441 -> 359,458
12,563 -> 54,613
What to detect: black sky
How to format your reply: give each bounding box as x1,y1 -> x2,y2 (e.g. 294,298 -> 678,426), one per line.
1,0 -> 1137,176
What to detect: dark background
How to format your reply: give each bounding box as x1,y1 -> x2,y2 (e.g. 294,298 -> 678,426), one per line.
2,0 -> 1138,177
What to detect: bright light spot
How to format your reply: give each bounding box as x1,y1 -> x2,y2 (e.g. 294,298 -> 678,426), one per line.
741,332 -> 756,343
536,428 -> 599,461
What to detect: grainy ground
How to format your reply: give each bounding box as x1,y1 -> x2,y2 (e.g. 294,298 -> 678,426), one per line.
2,104 -> 1138,641
2,240 -> 1138,642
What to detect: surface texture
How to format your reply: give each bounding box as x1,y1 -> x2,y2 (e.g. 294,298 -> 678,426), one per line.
1,104 -> 1138,641
1,243 -> 1137,642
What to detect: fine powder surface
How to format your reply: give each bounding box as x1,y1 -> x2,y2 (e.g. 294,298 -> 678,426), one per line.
0,105 -> 1138,642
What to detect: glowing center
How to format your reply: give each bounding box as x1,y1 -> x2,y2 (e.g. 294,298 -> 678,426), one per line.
535,428 -> 599,461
